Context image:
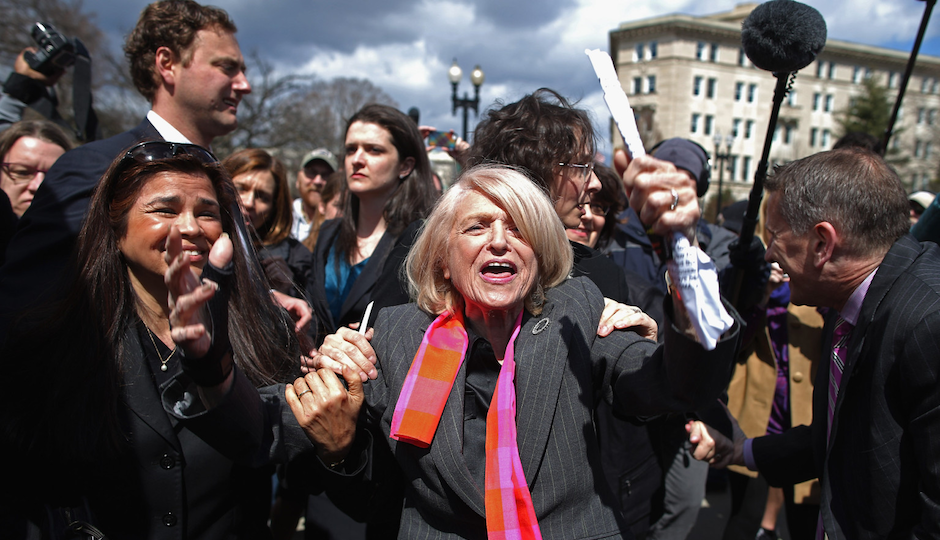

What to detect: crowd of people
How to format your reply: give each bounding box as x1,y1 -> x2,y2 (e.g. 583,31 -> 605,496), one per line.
1,1 -> 939,540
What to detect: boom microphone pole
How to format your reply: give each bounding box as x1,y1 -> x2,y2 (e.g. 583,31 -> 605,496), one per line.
729,0 -> 827,308
882,0 -> 937,155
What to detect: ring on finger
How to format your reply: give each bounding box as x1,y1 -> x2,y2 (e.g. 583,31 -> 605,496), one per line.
669,188 -> 679,211
296,389 -> 312,399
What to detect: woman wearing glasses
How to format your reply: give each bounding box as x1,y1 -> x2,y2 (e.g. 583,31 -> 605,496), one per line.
0,141 -> 359,539
0,120 -> 72,218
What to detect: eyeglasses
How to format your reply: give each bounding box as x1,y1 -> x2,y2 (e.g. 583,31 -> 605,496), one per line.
588,202 -> 611,216
115,141 -> 218,177
558,162 -> 594,184
558,162 -> 595,204
1,163 -> 50,185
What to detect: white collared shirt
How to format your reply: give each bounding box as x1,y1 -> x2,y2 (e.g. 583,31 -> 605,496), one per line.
147,110 -> 193,145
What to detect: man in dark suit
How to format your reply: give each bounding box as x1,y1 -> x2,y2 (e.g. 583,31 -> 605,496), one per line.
693,147 -> 940,539
0,0 -> 251,340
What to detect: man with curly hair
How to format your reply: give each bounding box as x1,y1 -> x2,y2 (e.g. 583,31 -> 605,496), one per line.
0,0 -> 251,338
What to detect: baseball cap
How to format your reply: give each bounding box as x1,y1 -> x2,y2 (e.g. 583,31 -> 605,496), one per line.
909,191 -> 935,213
301,148 -> 338,172
651,138 -> 711,197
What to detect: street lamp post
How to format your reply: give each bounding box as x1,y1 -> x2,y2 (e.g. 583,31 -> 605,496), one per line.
448,59 -> 484,141
713,131 -> 735,222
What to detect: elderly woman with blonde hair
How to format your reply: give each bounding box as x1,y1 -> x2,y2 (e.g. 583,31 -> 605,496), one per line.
306,164 -> 740,539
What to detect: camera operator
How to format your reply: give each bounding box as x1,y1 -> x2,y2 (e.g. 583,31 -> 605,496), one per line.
0,22 -> 98,142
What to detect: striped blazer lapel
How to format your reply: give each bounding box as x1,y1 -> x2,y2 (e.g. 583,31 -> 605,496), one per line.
827,235 -> 918,455
514,301 -> 569,486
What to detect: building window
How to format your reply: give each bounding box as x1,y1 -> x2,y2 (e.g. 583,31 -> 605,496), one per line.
633,77 -> 642,95
828,62 -> 836,80
738,48 -> 746,66
889,71 -> 898,88
853,66 -> 863,84
926,141 -> 933,159
743,156 -> 751,181
918,108 -> 926,124
784,125 -> 793,144
915,139 -> 923,158
649,41 -> 658,59
691,113 -> 700,133
728,156 -> 737,180
787,90 -> 797,106
922,77 -> 932,93
635,42 -> 644,62
813,93 -> 821,111
745,120 -> 754,139
865,68 -> 872,80
772,125 -> 780,142
735,82 -> 744,101
693,76 -> 703,96
824,94 -> 834,113
930,109 -> 937,125
710,43 -> 719,62
647,75 -> 656,93
810,127 -> 818,147
748,83 -> 757,103
816,61 -> 826,78
696,41 -> 706,61
704,115 -> 714,136
707,78 -> 717,99
822,129 -> 831,148
732,118 -> 741,138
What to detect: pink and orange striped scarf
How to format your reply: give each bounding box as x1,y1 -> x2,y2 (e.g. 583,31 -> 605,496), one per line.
391,310 -> 542,539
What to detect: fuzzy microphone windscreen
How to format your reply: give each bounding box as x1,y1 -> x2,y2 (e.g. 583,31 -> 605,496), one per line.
741,0 -> 828,73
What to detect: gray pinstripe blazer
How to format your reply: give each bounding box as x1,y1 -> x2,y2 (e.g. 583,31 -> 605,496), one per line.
752,234 -> 940,539
364,276 -> 739,539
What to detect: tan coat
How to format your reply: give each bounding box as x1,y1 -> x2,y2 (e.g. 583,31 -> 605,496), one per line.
726,304 -> 822,504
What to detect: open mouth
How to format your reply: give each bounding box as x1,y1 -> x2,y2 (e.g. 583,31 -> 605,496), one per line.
222,98 -> 239,109
480,261 -> 517,282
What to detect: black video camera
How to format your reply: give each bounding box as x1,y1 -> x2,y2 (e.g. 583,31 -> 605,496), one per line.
24,22 -> 77,76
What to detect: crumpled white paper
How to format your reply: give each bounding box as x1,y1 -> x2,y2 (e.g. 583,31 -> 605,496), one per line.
667,234 -> 734,350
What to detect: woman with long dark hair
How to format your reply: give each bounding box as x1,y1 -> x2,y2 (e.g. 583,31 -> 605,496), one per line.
0,142 -> 354,539
309,104 -> 436,339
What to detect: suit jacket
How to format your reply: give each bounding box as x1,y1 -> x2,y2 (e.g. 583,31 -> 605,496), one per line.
363,276 -> 739,539
0,119 -> 160,340
309,219 -> 397,338
752,234 -> 940,539
85,327 -> 276,539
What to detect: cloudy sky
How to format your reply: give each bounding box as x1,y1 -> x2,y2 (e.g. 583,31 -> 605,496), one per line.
80,0 -> 940,157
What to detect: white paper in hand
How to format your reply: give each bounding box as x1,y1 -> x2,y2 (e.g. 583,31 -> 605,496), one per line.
666,236 -> 734,349
585,48 -> 733,349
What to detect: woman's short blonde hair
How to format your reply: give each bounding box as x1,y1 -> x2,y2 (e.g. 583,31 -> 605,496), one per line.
406,164 -> 573,316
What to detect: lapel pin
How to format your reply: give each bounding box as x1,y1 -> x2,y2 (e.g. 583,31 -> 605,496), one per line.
532,318 -> 550,335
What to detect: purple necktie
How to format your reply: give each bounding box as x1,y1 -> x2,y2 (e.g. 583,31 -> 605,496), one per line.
827,316 -> 853,440
818,316 -> 854,540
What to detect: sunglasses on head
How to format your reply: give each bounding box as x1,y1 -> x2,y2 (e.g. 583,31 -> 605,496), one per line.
115,141 -> 218,177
